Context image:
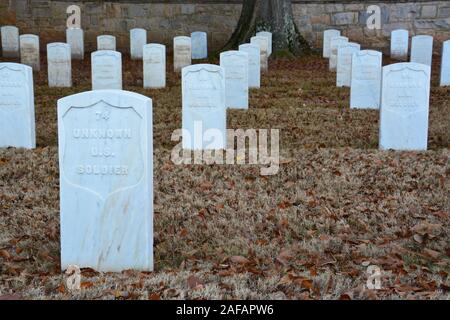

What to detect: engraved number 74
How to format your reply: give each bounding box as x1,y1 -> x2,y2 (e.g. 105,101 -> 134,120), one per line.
95,111 -> 110,121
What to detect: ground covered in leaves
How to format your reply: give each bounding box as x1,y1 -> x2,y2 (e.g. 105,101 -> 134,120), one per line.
0,52 -> 449,300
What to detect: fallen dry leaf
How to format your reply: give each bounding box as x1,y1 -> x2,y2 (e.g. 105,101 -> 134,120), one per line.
276,249 -> 294,265
230,256 -> 250,264
148,292 -> 161,300
413,234 -> 424,244
411,221 -> 442,237
80,282 -> 94,289
0,249 -> 11,260
187,275 -> 204,289
423,248 -> 441,260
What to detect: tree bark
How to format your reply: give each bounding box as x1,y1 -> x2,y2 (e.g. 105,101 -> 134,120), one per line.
221,0 -> 310,57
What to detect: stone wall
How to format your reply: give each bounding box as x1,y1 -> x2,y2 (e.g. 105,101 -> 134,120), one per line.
294,1 -> 450,51
0,1 -> 449,53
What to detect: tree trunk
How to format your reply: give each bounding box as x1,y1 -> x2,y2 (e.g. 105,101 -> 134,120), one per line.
221,0 -> 310,57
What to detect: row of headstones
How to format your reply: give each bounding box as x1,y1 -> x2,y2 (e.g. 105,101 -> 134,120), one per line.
324,29 -> 449,88
0,61 -> 267,270
0,29 -> 273,147
0,26 -> 274,92
0,26 -> 206,61
323,29 -> 450,151
75,32 -> 271,100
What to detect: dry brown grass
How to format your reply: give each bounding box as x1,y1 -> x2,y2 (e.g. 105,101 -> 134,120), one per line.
0,52 -> 449,300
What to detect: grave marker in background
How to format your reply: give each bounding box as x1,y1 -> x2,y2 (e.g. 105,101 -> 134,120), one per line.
329,36 -> 348,71
191,32 -> 207,60
390,29 -> 409,60
66,28 -> 84,60
130,28 -> 147,60
350,50 -> 382,109
174,36 -> 191,72
143,44 -> 166,88
250,36 -> 269,72
410,35 -> 433,67
256,31 -> 272,56
47,43 -> 72,87
91,50 -> 122,90
1,26 -> 20,58
0,63 -> 35,149
182,64 -> 226,150
239,43 -> 261,89
20,34 -> 40,71
440,40 -> 450,86
220,51 -> 249,109
97,35 -> 116,51
380,62 -> 431,150
323,29 -> 340,58
337,42 -> 360,87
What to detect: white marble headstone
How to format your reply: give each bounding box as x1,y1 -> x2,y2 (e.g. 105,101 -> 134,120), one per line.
143,44 -> 166,88
1,26 -> 20,58
47,43 -> 72,87
239,43 -> 261,89
350,50 -> 382,109
323,29 -> 340,58
250,36 -> 269,72
182,64 -> 226,150
390,29 -> 409,60
173,36 -> 191,72
410,35 -> 433,67
57,90 -> 154,272
329,36 -> 348,71
130,28 -> 147,60
337,42 -> 360,87
440,40 -> 450,86
220,51 -> 249,109
20,34 -> 40,71
0,63 -> 35,149
66,28 -> 84,60
91,50 -> 122,90
97,35 -> 116,51
256,31 -> 272,56
380,62 -> 431,150
191,32 -> 207,59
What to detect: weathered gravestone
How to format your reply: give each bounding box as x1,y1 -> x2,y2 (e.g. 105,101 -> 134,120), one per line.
390,29 -> 409,60
173,36 -> 191,72
1,26 -> 20,58
250,36 -> 269,72
337,42 -> 360,87
91,50 -> 122,90
239,43 -> 261,89
97,35 -> 116,51
58,90 -> 154,272
191,32 -> 207,59
182,64 -> 226,150
380,63 -> 431,150
220,51 -> 249,109
66,28 -> 84,60
47,43 -> 72,87
143,44 -> 166,88
410,35 -> 433,67
20,34 -> 40,71
256,31 -> 272,56
441,40 -> 450,86
350,50 -> 382,109
323,29 -> 340,58
130,28 -> 147,60
329,36 -> 348,71
0,63 -> 35,149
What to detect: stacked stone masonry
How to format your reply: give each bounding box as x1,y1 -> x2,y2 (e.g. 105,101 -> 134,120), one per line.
0,1 -> 448,53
